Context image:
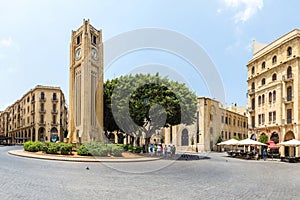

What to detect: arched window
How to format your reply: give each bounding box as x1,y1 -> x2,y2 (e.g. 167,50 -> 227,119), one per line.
262,61 -> 266,69
52,93 -> 57,100
262,94 -> 265,104
287,47 -> 292,57
272,55 -> 277,64
251,66 -> 255,75
269,92 -> 272,103
261,78 -> 266,85
41,92 -> 45,100
287,66 -> 292,78
273,91 -> 276,102
251,82 -> 255,89
258,96 -> 261,106
272,73 -> 277,81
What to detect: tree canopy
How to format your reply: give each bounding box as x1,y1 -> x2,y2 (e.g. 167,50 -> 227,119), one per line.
104,73 -> 197,141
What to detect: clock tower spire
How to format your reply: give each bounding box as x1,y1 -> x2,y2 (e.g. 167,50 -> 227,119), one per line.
68,19 -> 104,144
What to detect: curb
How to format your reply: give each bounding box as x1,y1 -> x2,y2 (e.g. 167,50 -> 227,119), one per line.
8,150 -> 160,163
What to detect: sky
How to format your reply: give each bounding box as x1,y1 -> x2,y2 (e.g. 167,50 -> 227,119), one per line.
1,0 -> 300,110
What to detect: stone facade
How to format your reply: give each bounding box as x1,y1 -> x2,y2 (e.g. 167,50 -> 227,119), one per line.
247,29 -> 300,157
163,97 -> 248,152
67,19 -> 104,144
0,85 -> 67,144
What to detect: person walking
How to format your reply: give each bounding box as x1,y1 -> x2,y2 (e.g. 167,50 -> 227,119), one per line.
263,148 -> 267,161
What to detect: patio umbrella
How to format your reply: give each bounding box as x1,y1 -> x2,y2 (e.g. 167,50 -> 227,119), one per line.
279,139 -> 300,147
238,138 -> 267,146
217,138 -> 239,146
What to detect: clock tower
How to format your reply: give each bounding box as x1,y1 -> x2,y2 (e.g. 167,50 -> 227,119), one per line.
68,19 -> 104,144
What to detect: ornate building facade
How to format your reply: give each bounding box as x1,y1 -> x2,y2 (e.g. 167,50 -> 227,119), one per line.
162,97 -> 248,152
247,29 -> 300,157
0,85 -> 67,144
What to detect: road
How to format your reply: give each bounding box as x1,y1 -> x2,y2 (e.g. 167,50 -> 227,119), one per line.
0,146 -> 299,200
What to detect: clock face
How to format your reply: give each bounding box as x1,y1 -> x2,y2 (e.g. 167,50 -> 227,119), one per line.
75,48 -> 82,60
91,48 -> 98,60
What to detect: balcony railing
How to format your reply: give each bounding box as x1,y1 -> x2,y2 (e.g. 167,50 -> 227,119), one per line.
282,74 -> 293,82
51,110 -> 58,114
38,122 -> 46,126
39,109 -> 46,113
283,96 -> 293,104
39,98 -> 46,102
248,88 -> 255,95
52,98 -> 58,102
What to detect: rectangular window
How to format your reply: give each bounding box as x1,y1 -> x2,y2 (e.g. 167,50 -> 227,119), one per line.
225,117 -> 228,124
262,114 -> 265,124
287,109 -> 292,124
269,112 -> 272,124
251,116 -> 255,128
221,116 -> 224,123
258,114 -> 261,125
272,112 -> 276,123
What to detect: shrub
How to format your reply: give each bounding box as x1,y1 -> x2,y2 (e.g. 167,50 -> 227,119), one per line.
133,146 -> 142,154
77,145 -> 89,156
24,141 -> 33,151
60,143 -> 74,155
112,146 -> 123,157
27,143 -> 39,152
46,143 -> 59,154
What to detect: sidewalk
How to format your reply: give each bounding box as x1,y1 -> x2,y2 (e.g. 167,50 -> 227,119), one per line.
8,150 -> 160,163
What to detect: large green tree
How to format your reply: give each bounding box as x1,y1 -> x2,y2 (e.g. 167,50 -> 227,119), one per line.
104,73 -> 197,148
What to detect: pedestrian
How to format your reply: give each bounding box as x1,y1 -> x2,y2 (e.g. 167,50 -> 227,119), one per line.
157,145 -> 161,156
263,148 -> 267,161
172,145 -> 176,157
167,145 -> 171,157
149,144 -> 154,156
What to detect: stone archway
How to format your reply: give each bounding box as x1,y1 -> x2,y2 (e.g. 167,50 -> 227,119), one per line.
38,127 -> 46,142
250,134 -> 256,141
32,128 -> 36,142
284,131 -> 295,157
50,127 -> 59,142
181,129 -> 189,146
270,132 -> 279,144
284,131 -> 295,141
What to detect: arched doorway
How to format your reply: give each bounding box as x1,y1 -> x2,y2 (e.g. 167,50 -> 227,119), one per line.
38,127 -> 46,142
181,129 -> 189,146
32,129 -> 36,142
284,131 -> 295,157
270,132 -> 279,144
250,134 -> 256,141
50,127 -> 58,142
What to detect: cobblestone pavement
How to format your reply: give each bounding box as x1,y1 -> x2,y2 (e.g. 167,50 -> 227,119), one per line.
1,146 -> 300,200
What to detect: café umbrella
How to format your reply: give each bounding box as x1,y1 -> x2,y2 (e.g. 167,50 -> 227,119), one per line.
278,139 -> 300,147
217,138 -> 240,146
238,138 -> 267,146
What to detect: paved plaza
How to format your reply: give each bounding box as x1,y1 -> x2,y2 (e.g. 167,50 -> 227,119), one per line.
1,146 -> 300,200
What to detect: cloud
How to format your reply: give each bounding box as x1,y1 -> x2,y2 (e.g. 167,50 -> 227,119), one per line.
0,37 -> 13,47
220,0 -> 264,23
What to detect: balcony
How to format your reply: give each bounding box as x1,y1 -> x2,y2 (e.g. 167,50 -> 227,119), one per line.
31,110 -> 35,114
282,74 -> 293,82
52,98 -> 59,102
39,109 -> 46,113
248,88 -> 255,95
39,97 -> 46,102
38,122 -> 46,126
248,107 -> 255,113
283,96 -> 293,104
51,110 -> 58,114
51,122 -> 58,126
